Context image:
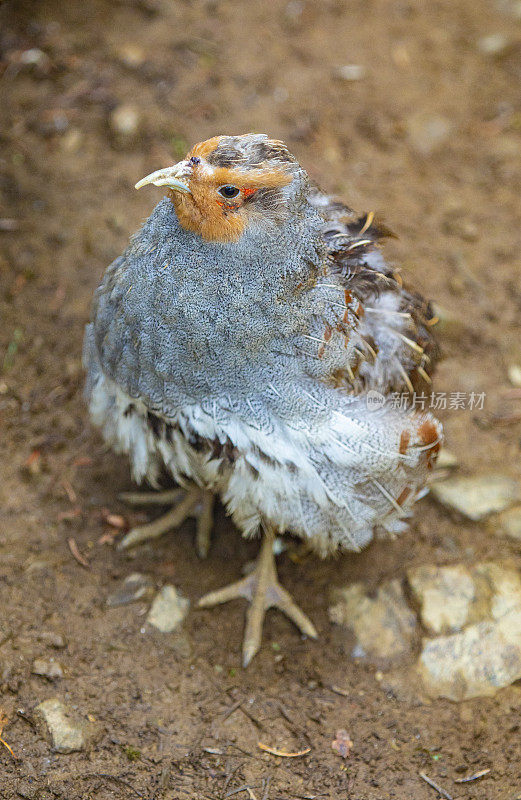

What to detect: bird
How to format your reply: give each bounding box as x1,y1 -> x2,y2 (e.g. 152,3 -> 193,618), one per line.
84,133 -> 442,666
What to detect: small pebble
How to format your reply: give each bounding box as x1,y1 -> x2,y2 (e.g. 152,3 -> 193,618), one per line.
477,33 -> 511,56
329,580 -> 417,662
19,48 -> 51,70
36,631 -> 67,649
506,0 -> 521,18
110,104 -> 141,138
147,585 -> 189,632
334,64 -> 367,81
391,44 -> 410,69
436,449 -> 459,470
285,1 -> 304,20
34,698 -> 101,753
508,364 -> 521,387
492,506 -> 521,540
417,561 -> 521,700
331,728 -> 353,758
106,573 -> 155,607
431,474 -> 520,520
60,128 -> 83,153
407,564 -> 477,635
419,619 -> 521,701
115,43 -> 146,68
406,113 -> 453,156
32,658 -> 64,680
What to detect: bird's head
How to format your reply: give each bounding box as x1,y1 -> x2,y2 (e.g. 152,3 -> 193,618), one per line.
135,134 -> 301,243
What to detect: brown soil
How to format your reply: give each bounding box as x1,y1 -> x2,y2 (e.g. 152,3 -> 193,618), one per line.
1,0 -> 521,798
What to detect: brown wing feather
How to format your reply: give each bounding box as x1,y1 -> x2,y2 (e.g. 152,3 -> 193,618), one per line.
309,187 -> 440,394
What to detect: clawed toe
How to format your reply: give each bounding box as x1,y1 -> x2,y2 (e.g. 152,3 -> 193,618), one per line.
117,485 -> 214,554
119,488 -> 185,506
198,528 -> 317,666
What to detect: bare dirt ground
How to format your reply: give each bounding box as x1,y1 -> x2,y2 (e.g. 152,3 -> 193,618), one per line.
1,0 -> 521,798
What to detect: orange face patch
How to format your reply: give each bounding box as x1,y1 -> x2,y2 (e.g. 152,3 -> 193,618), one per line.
188,136 -> 224,160
170,142 -> 293,242
170,186 -> 248,242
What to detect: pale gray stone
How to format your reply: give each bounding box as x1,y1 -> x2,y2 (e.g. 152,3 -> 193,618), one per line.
508,364 -> 521,387
334,64 -> 367,81
435,449 -> 459,471
417,562 -> 521,700
329,580 -> 417,661
36,630 -> 67,649
418,620 -> 521,701
408,564 -> 476,635
493,506 -> 521,540
406,113 -> 453,156
147,585 -> 189,632
32,658 -> 64,680
497,0 -> 521,20
110,104 -> 141,137
477,33 -> 511,56
106,572 -> 155,607
431,475 -> 520,520
34,698 -> 101,753
115,43 -> 146,68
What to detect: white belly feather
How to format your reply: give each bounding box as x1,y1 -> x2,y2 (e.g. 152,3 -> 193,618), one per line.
88,367 -> 439,555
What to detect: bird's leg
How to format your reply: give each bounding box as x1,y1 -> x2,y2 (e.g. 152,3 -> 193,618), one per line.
198,527 -> 318,666
117,485 -> 214,557
195,489 -> 214,559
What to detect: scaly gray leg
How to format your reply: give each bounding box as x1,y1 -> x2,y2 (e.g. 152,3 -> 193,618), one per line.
198,527 -> 318,666
118,485 -> 214,557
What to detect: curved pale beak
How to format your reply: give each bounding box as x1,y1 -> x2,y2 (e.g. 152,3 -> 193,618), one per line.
135,162 -> 191,194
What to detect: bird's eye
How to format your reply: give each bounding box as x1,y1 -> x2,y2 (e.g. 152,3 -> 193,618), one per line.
218,185 -> 240,199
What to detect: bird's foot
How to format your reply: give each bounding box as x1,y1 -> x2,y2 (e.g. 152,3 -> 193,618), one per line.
117,485 -> 214,557
198,528 -> 318,666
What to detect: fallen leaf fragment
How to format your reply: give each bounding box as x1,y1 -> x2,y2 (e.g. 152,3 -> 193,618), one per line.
331,728 -> 353,758
98,531 -> 116,545
24,449 -> 41,474
454,768 -> 490,783
0,711 -> 17,759
72,456 -> 93,467
257,741 -> 311,758
105,513 -> 127,529
61,479 -> 77,503
329,684 -> 349,697
67,537 -> 90,569
57,507 -> 82,522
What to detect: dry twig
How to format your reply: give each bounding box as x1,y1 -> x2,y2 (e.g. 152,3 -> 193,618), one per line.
454,768 -> 490,783
0,712 -> 17,759
329,685 -> 349,697
419,772 -> 453,800
257,742 -> 310,758
67,537 -> 90,569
